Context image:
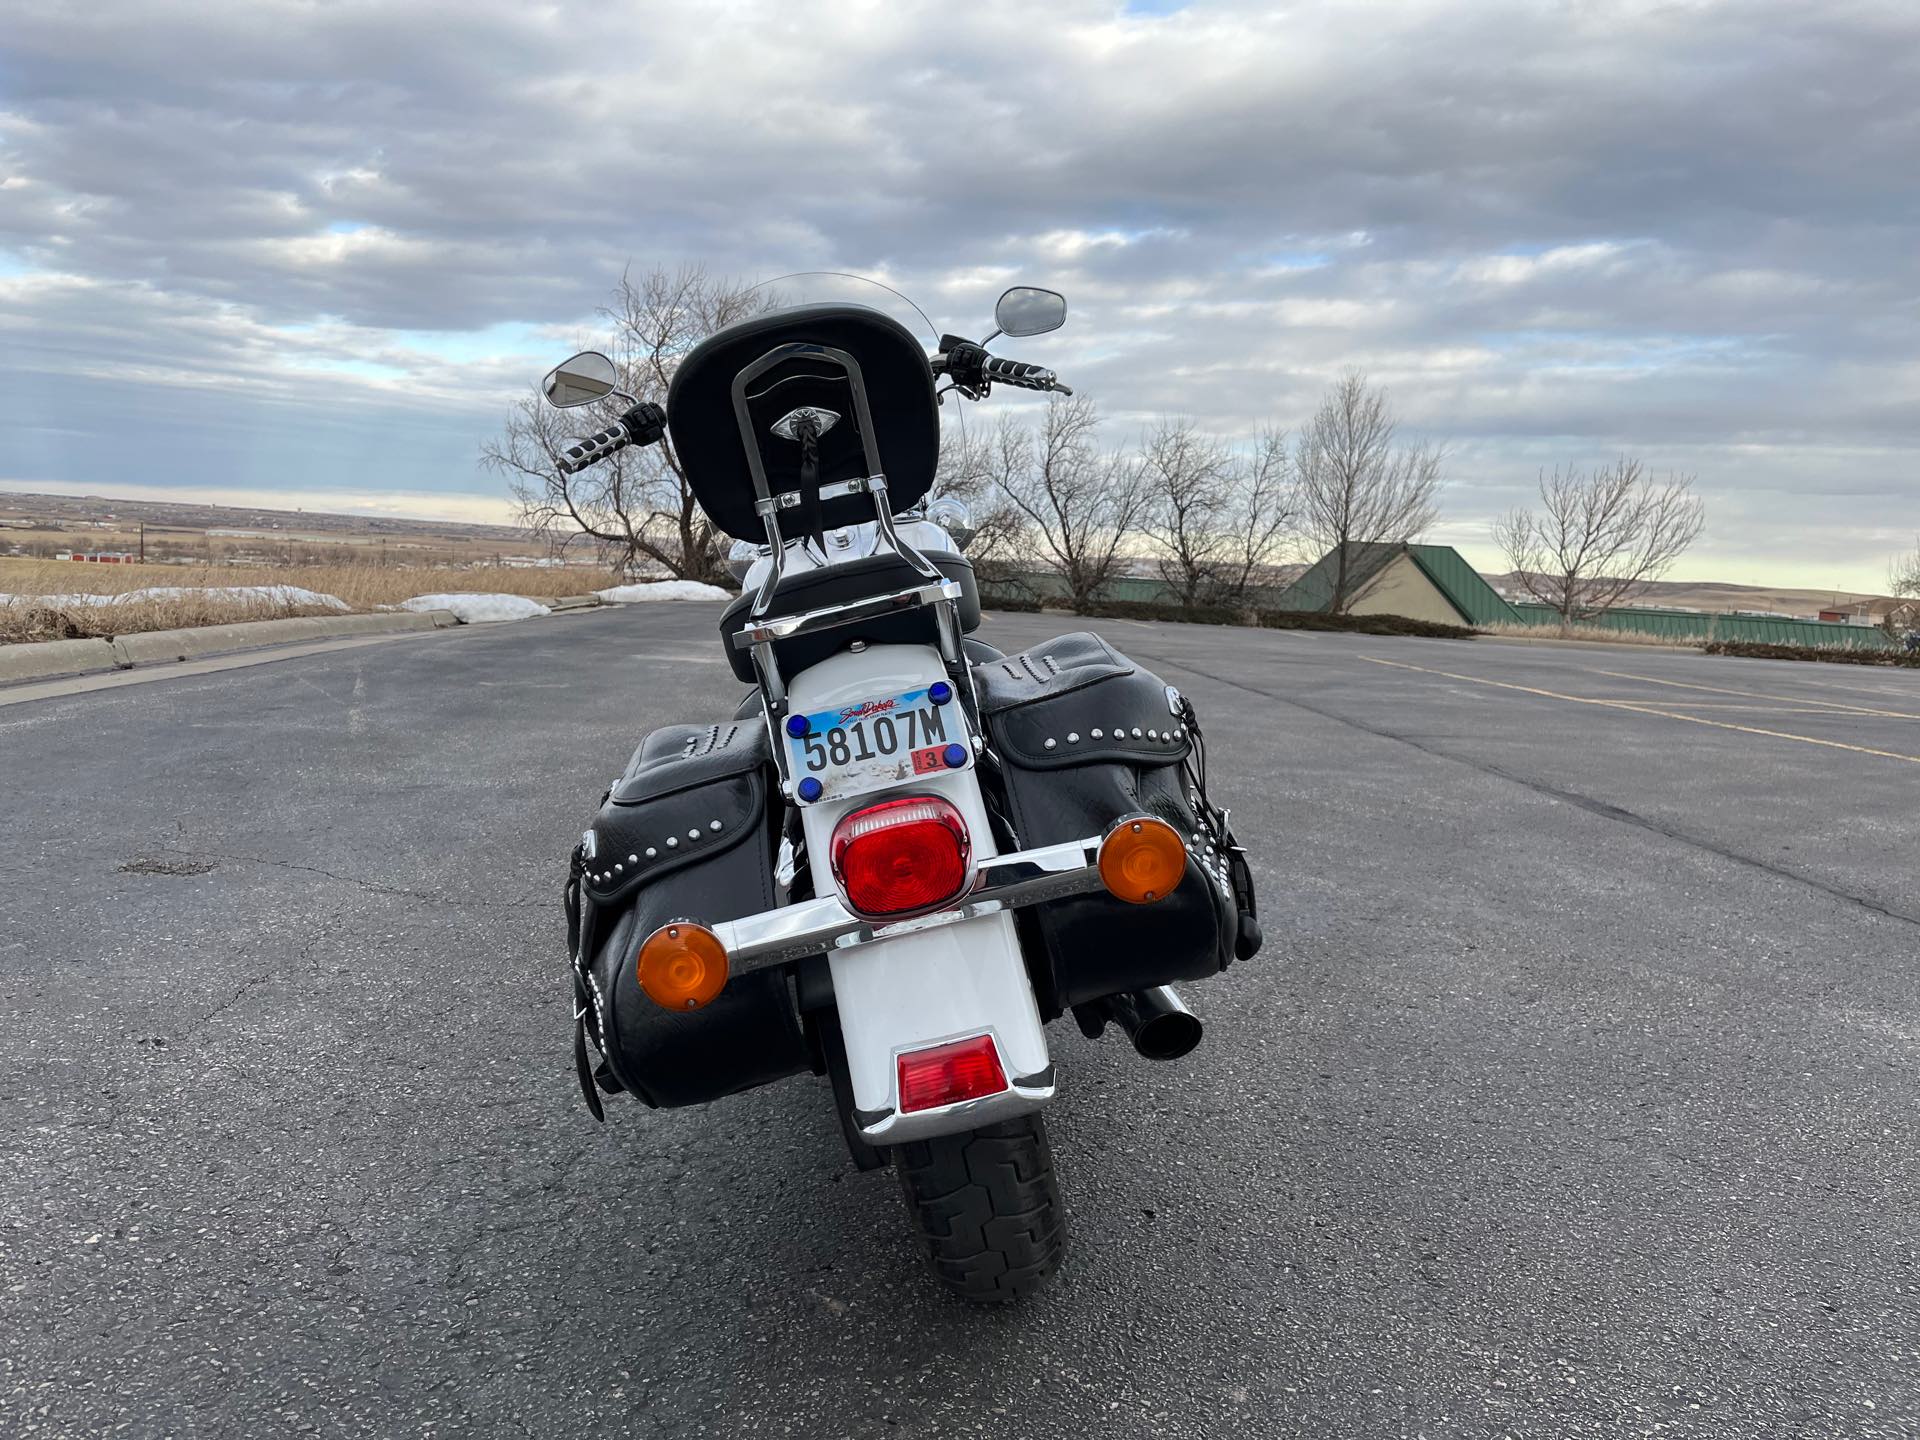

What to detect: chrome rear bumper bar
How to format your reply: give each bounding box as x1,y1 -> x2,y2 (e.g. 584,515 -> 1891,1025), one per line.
712,833 -> 1109,975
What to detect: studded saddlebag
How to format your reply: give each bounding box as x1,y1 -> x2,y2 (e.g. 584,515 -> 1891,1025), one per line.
975,632 -> 1259,1016
566,720 -> 811,1110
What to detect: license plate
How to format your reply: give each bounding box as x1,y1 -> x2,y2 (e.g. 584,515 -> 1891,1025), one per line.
787,685 -> 969,804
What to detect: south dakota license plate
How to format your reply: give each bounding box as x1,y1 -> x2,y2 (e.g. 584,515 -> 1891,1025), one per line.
786,685 -> 970,804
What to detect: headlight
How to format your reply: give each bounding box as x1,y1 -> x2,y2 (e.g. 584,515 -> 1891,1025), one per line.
924,496 -> 976,551
726,538 -> 765,583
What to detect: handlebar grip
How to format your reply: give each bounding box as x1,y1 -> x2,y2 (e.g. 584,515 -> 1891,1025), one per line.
558,421 -> 631,475
982,355 -> 1068,393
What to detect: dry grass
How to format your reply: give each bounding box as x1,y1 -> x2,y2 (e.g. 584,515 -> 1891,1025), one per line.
0,593 -> 350,644
0,557 -> 619,605
1484,621 -> 1702,649
0,557 -> 622,644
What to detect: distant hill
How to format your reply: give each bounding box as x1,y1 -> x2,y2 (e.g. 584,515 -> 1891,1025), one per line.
0,488 -> 556,568
1485,572 -> 1898,620
0,489 -> 532,543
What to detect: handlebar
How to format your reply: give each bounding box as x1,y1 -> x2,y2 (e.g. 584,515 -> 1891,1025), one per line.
933,340 -> 1073,397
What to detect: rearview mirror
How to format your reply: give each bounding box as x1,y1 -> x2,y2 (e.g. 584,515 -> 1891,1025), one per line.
994,286 -> 1067,338
543,351 -> 618,408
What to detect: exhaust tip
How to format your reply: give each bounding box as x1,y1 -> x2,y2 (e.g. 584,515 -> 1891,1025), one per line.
1095,985 -> 1204,1062
1131,1007 -> 1203,1061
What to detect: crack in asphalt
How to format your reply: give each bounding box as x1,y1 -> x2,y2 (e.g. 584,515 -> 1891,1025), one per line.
178,918 -> 338,1043
1150,650 -> 1920,934
157,842 -> 550,910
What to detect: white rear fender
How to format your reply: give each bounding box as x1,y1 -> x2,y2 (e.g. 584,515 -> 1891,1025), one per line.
785,644 -> 1053,1144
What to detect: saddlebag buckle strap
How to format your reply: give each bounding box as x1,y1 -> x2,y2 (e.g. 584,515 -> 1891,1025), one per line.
573,1013 -> 606,1123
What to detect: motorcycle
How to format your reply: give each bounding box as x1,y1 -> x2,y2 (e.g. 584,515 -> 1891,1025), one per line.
547,274 -> 1260,1301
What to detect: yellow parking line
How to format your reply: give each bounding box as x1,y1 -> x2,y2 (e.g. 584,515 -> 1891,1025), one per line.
1361,656 -> 1920,765
1767,674 -> 1920,702
1592,669 -> 1920,721
1641,703 -> 1875,715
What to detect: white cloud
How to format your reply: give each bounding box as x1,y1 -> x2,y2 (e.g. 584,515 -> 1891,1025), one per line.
0,0 -> 1917,589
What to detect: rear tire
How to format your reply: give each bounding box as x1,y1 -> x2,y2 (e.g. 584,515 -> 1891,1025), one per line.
894,1114 -> 1065,1302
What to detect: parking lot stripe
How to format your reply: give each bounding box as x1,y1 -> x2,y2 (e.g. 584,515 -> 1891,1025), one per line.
1758,674 -> 1920,701
1634,703 -> 1874,715
1361,656 -> 1920,765
1590,669 -> 1920,721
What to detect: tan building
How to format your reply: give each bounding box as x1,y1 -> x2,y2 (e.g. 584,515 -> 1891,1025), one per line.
1273,543 -> 1520,626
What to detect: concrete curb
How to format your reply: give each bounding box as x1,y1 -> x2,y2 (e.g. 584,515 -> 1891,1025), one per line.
0,637 -> 123,685
546,594 -> 605,612
0,610 -> 461,687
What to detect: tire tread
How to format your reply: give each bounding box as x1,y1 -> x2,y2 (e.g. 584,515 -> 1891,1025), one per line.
894,1115 -> 1064,1302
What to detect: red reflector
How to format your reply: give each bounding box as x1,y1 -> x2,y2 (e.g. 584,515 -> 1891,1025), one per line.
830,794 -> 971,917
897,1034 -> 1008,1113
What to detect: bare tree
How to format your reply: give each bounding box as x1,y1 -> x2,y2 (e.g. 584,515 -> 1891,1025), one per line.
1882,539 -> 1920,644
483,264 -> 763,582
933,422 -> 1030,595
1215,427 -> 1295,605
1890,538 -> 1920,600
1493,459 -> 1705,629
992,394 -> 1151,612
1139,420 -> 1295,608
1294,371 -> 1444,613
1140,418 -> 1234,608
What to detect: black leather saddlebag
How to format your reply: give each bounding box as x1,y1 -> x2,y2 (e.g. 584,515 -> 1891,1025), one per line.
975,632 -> 1259,1015
566,720 -> 811,1109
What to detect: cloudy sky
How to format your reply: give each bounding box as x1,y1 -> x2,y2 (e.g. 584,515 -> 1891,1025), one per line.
2,0 -> 1916,589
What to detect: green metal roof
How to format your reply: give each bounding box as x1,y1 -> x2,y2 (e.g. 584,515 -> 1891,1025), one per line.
1404,545 -> 1522,626
1273,542 -> 1397,613
1274,543 -> 1520,626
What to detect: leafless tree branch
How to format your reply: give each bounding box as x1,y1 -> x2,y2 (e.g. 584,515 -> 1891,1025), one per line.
1890,538 -> 1920,601
1139,418 -> 1233,607
1217,426 -> 1296,604
1493,458 -> 1705,628
1137,420 -> 1296,607
1294,371 -> 1443,613
991,394 -> 1151,611
481,263 -> 766,582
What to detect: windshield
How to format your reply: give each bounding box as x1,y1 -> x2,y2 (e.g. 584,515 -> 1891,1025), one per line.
746,272 -> 942,353
744,272 -> 962,497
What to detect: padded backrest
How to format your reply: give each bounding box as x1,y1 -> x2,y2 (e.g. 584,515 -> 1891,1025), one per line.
666,304 -> 940,541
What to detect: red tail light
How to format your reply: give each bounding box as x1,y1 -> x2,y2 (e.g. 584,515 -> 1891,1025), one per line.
830,794 -> 972,917
897,1034 -> 1008,1113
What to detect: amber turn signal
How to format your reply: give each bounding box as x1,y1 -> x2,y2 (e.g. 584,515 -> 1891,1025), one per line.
636,921 -> 729,1011
1097,816 -> 1187,904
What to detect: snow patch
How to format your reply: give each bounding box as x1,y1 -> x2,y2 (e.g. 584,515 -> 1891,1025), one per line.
0,585 -> 350,610
401,593 -> 551,624
596,581 -> 734,603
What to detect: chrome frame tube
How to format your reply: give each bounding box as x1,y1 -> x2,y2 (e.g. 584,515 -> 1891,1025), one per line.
868,475 -> 942,582
731,579 -> 963,650
750,501 -> 790,617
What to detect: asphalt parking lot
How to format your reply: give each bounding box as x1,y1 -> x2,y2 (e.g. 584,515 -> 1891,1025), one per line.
3,606 -> 1917,1439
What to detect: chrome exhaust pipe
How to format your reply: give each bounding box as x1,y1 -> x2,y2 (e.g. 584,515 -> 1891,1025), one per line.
1101,985 -> 1202,1061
